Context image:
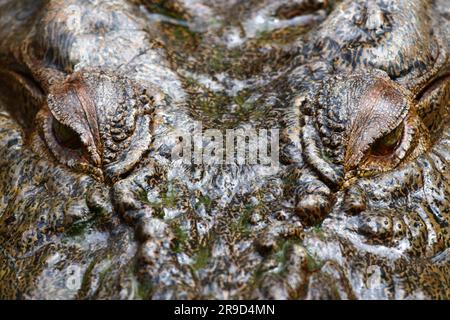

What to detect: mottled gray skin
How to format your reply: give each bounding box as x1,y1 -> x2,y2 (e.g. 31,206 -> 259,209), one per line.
0,0 -> 449,299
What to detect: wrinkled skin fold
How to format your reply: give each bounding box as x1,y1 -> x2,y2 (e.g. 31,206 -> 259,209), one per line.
0,0 -> 449,299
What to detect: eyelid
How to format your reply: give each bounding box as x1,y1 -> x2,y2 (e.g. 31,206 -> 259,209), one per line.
343,77 -> 411,170
47,73 -> 102,166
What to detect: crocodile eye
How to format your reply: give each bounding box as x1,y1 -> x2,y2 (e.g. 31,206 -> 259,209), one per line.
356,117 -> 420,174
369,123 -> 404,157
52,118 -> 83,150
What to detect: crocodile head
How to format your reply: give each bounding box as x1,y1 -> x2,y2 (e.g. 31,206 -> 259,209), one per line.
0,0 -> 448,299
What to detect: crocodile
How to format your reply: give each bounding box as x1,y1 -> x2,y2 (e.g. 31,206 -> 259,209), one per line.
0,0 -> 448,299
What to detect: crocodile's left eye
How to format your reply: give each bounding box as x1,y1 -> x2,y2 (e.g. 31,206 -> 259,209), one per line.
356,114 -> 424,174
368,123 -> 404,157
339,70 -> 435,177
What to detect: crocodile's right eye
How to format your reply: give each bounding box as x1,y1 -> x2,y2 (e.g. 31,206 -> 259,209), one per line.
34,72 -> 103,180
36,108 -> 104,180
52,118 -> 83,150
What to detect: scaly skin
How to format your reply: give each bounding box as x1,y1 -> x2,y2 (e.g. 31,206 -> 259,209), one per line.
0,0 -> 449,299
